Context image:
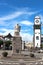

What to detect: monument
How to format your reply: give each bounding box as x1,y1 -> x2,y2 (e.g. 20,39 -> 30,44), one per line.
12,24 -> 22,55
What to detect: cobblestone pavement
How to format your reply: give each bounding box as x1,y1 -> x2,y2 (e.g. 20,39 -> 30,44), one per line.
0,59 -> 43,65
0,51 -> 43,65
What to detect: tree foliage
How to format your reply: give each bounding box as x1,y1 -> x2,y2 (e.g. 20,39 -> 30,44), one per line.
5,40 -> 12,50
40,44 -> 43,48
5,40 -> 12,46
0,39 -> 3,45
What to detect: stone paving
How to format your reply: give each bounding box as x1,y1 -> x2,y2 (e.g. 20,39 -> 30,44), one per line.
0,50 -> 43,65
0,59 -> 43,65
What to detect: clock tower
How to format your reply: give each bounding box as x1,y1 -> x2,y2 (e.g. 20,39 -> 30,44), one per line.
34,16 -> 41,48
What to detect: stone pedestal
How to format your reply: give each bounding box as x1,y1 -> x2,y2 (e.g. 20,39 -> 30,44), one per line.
12,24 -> 22,58
12,36 -> 22,55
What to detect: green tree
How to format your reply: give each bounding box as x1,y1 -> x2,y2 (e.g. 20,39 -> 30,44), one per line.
5,40 -> 12,50
40,43 -> 43,49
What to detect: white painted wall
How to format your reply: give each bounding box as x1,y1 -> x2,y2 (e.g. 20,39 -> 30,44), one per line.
34,29 -> 41,47
34,16 -> 41,48
35,34 -> 41,47
34,19 -> 40,25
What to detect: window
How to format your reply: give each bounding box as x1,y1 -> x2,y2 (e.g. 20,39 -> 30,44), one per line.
36,36 -> 39,40
36,43 -> 38,47
34,25 -> 41,29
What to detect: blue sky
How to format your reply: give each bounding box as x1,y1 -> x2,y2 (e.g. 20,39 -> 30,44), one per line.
0,0 -> 43,42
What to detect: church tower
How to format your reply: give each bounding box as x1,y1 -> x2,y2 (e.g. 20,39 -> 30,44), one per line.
34,16 -> 41,48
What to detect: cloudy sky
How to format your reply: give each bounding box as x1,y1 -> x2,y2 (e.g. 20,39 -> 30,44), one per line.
0,0 -> 43,42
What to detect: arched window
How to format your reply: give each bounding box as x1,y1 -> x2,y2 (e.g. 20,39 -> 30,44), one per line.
36,36 -> 39,40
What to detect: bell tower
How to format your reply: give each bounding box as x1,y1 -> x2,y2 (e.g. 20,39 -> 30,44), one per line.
34,16 -> 41,48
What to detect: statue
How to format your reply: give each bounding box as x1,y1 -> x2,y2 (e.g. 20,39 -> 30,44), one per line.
14,24 -> 21,36
12,24 -> 22,55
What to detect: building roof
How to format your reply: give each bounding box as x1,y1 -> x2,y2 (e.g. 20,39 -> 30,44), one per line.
4,33 -> 13,38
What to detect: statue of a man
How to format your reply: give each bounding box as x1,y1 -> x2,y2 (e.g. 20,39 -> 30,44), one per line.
15,24 -> 21,32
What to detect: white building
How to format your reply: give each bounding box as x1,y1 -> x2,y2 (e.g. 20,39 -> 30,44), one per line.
33,16 -> 41,48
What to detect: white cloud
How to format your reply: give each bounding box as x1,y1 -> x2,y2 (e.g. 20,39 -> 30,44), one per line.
0,28 -> 14,36
0,8 -> 36,42
20,20 -> 33,26
21,28 -> 32,33
21,29 -> 30,32
24,11 -> 37,16
0,20 -> 17,28
0,28 -> 33,42
16,7 -> 38,15
0,10 -> 37,21
0,11 -> 23,21
20,32 -> 33,42
0,21 -> 5,25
